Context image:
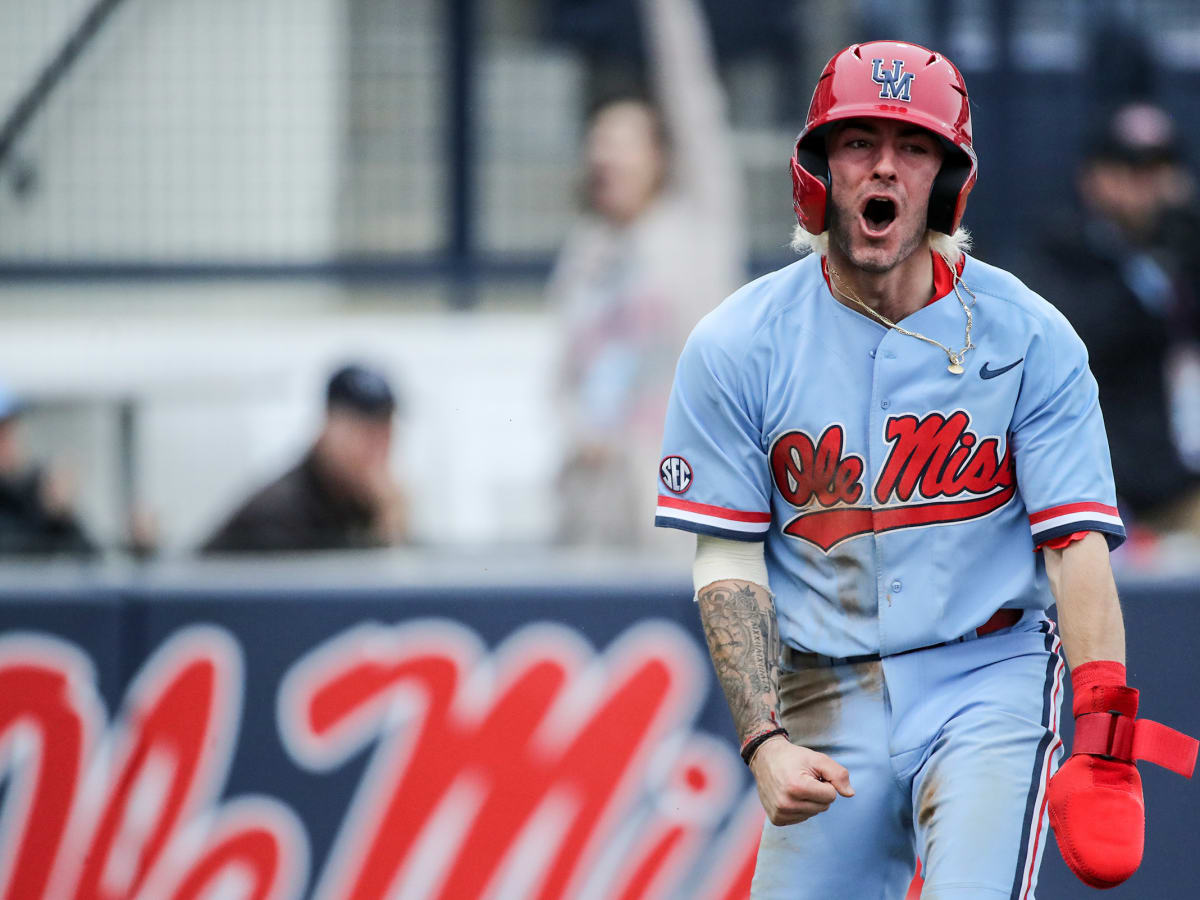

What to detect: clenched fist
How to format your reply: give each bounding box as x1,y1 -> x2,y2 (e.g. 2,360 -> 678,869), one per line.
749,736 -> 854,826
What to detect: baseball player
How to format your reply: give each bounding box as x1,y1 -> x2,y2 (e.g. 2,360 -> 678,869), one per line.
655,41 -> 1198,898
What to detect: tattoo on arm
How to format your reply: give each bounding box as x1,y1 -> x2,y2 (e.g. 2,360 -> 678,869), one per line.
697,579 -> 780,742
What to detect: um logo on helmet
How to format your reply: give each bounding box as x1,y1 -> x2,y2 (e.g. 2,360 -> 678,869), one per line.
871,58 -> 914,101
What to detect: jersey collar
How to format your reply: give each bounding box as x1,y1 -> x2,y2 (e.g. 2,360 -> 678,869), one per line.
821,249 -> 966,308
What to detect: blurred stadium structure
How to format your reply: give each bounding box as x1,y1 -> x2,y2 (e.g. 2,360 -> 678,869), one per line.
0,0 -> 1199,557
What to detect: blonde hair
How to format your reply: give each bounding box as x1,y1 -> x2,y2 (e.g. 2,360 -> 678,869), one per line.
789,223 -> 973,267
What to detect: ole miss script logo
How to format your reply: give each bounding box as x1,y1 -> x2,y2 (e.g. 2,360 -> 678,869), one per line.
771,410 -> 1015,552
0,622 -> 763,900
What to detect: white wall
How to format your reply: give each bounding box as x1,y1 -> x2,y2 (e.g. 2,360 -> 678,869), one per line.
0,283 -> 564,551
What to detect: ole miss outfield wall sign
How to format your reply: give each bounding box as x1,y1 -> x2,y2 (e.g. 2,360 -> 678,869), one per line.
0,588 -> 762,900
2,583 -> 1197,898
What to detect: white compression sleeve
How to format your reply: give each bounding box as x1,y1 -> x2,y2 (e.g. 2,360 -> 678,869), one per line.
693,534 -> 770,597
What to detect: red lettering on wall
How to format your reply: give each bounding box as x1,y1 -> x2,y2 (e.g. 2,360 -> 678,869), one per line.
280,621 -> 724,900
69,629 -> 240,900
0,620 -> 756,900
151,798 -> 308,900
611,736 -> 740,900
0,628 -> 307,900
0,639 -> 100,900
696,790 -> 764,900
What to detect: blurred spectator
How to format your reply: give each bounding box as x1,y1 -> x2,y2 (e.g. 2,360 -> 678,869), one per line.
202,364 -> 408,553
1030,102 -> 1200,534
548,0 -> 745,548
0,385 -> 95,556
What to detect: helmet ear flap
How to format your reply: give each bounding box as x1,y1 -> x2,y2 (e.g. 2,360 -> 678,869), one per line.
791,137 -> 832,235
927,152 -> 974,235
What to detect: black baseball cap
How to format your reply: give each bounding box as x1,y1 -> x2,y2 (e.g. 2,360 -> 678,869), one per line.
1090,102 -> 1182,167
326,364 -> 397,419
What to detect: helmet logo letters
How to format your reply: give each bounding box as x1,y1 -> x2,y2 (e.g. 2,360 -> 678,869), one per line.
871,58 -> 914,102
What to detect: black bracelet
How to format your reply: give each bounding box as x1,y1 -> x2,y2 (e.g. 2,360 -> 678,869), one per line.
740,726 -> 789,766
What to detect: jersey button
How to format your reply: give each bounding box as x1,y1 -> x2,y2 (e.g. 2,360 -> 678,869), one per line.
891,579 -> 903,592
869,349 -> 876,358
881,399 -> 891,409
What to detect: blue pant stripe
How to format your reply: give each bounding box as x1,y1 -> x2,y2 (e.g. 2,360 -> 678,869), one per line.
1007,624 -> 1058,900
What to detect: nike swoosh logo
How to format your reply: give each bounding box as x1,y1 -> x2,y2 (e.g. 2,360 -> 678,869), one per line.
979,358 -> 1024,379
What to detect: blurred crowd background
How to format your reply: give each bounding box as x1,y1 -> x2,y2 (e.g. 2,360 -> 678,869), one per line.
1,0 -> 1199,573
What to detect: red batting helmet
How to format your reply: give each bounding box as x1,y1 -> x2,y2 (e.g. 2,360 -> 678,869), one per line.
790,40 -> 977,236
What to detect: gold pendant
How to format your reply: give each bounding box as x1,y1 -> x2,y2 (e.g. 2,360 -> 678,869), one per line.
948,362 -> 964,375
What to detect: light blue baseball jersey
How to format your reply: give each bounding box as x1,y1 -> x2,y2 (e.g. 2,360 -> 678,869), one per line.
655,251 -> 1125,658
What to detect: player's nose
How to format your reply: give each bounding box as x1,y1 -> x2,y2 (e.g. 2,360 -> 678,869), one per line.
871,142 -> 899,181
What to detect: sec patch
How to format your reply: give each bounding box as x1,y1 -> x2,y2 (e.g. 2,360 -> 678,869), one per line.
660,455 -> 693,494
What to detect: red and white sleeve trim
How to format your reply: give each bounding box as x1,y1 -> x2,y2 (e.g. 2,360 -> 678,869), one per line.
1028,502 -> 1125,548
655,495 -> 771,540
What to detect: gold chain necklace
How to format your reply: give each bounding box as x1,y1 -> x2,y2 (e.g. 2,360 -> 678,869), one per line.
827,260 -> 977,375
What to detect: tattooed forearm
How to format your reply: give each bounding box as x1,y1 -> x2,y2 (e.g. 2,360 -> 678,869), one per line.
697,579 -> 781,742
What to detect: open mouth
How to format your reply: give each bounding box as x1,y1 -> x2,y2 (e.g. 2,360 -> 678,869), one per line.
861,197 -> 896,235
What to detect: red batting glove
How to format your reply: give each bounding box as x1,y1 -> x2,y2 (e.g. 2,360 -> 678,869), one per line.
1047,661 -> 1199,888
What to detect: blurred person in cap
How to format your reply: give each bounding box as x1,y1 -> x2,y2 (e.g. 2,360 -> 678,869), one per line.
1030,101 -> 1200,535
548,0 -> 744,549
0,384 -> 95,556
202,364 -> 408,553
